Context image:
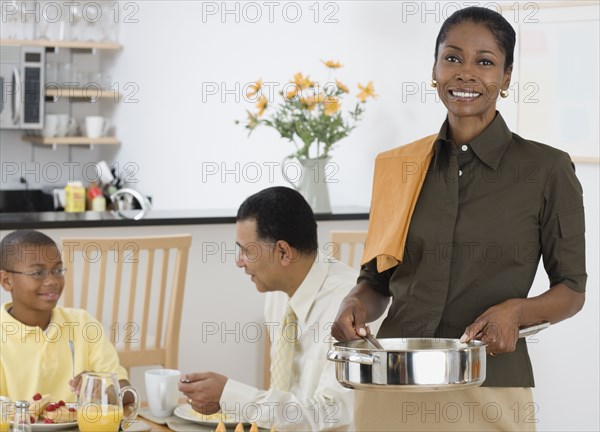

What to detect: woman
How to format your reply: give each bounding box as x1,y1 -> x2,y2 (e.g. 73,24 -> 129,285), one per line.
331,6 -> 586,431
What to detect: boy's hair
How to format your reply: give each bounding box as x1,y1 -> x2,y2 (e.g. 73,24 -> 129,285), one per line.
0,230 -> 58,270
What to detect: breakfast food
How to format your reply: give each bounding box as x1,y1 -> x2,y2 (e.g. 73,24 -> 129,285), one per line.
249,424 -> 259,432
28,393 -> 52,419
42,401 -> 77,423
234,422 -> 244,432
23,393 -> 76,424
215,421 -> 226,432
190,409 -> 236,424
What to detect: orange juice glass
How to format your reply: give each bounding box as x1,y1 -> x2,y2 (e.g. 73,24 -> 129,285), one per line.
77,404 -> 123,432
77,372 -> 139,432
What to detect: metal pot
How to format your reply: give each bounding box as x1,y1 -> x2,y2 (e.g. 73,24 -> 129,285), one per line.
327,322 -> 549,391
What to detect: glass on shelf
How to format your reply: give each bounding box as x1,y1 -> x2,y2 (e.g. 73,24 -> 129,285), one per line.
35,0 -> 70,40
1,1 -> 23,39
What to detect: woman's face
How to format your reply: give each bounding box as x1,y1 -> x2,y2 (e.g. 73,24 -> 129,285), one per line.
433,21 -> 512,124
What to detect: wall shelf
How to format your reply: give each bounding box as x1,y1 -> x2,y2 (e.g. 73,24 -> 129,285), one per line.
0,39 -> 121,50
45,88 -> 120,102
22,136 -> 119,146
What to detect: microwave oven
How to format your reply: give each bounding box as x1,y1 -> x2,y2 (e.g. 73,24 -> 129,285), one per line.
0,45 -> 45,130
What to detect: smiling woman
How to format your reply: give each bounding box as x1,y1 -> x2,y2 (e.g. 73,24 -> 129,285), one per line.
331,6 -> 586,432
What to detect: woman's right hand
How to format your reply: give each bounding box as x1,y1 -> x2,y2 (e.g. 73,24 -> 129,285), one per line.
331,294 -> 370,342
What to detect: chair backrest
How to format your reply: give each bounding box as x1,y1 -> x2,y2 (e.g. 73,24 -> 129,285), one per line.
60,234 -> 192,371
328,230 -> 368,268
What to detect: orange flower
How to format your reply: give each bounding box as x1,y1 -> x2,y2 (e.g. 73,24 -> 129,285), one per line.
323,96 -> 341,116
285,84 -> 300,100
256,95 -> 268,117
292,72 -> 314,89
247,79 -> 263,98
322,60 -> 343,69
300,94 -> 324,111
357,81 -> 378,102
336,80 -> 349,93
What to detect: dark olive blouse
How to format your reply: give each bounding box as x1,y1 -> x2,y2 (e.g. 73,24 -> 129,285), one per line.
359,112 -> 586,387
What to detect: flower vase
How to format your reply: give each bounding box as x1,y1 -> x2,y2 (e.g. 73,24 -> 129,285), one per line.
282,156 -> 332,213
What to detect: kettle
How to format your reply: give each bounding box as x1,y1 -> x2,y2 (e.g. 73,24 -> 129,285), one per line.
110,188 -> 152,220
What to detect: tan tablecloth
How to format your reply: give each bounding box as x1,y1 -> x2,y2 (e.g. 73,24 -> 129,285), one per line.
354,387 -> 537,431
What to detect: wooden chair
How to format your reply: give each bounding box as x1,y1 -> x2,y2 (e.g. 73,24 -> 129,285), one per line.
61,234 -> 192,371
328,230 -> 368,268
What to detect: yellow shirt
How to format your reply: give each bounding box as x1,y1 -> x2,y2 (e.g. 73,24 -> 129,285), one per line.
0,303 -> 128,401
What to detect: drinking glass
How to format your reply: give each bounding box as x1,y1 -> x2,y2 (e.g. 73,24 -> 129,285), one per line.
77,372 -> 139,432
0,397 -> 11,432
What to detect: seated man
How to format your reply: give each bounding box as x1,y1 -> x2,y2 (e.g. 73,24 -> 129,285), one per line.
0,230 -> 132,404
180,187 -> 356,431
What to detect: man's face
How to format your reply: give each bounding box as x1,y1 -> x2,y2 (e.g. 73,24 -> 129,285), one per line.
0,244 -> 64,314
235,219 -> 281,293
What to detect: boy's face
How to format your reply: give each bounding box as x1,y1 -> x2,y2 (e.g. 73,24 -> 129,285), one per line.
0,244 -> 64,313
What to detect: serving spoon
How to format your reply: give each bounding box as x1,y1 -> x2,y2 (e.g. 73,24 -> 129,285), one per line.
363,332 -> 384,350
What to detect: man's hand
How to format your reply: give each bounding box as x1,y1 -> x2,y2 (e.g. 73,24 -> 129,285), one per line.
178,372 -> 228,414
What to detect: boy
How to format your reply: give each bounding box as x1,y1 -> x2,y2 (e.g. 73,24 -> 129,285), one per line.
0,230 -> 131,401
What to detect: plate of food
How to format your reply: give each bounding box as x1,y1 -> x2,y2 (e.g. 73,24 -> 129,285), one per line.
173,404 -> 240,427
10,393 -> 78,431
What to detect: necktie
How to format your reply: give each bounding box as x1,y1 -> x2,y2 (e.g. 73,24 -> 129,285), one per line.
270,304 -> 298,391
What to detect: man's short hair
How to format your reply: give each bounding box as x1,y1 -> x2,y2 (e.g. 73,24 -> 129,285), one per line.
0,230 -> 58,270
236,187 -> 318,254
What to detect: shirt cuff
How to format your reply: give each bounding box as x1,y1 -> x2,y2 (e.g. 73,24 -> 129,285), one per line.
220,379 -> 263,412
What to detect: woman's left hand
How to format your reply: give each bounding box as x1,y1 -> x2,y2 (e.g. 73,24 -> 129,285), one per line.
460,298 -> 524,354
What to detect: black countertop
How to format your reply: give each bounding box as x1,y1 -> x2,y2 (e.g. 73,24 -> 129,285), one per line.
0,207 -> 370,230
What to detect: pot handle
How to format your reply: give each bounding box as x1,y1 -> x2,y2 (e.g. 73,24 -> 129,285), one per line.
327,349 -> 376,365
518,321 -> 550,338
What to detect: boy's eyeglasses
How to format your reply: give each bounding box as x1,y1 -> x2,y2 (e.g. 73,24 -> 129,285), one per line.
4,268 -> 67,280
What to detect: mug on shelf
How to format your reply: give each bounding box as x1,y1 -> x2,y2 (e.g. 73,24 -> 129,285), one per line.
42,114 -> 61,137
85,116 -> 110,138
56,114 -> 78,137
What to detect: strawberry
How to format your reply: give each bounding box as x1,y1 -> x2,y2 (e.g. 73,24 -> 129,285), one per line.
68,407 -> 76,412
44,418 -> 55,424
30,416 -> 36,423
57,400 -> 65,407
45,404 -> 57,412
32,393 -> 42,401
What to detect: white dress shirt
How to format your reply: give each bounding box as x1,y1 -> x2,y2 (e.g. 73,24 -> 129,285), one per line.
220,258 -> 357,431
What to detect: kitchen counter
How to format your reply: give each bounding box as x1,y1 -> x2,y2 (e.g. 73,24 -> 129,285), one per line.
0,207 -> 370,230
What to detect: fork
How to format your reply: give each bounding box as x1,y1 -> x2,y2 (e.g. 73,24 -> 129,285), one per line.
68,339 -> 75,381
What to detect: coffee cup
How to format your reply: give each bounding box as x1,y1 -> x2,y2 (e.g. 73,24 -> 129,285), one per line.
56,114 -> 77,137
85,116 -> 109,138
42,114 -> 60,137
144,369 -> 181,418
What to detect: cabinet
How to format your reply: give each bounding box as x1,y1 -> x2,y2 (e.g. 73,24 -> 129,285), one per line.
0,38 -> 122,147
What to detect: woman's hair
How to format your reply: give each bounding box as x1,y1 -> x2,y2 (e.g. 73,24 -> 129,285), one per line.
0,230 -> 58,270
434,6 -> 516,71
236,186 -> 318,254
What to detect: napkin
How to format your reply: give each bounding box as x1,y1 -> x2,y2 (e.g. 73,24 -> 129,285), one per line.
361,134 -> 437,272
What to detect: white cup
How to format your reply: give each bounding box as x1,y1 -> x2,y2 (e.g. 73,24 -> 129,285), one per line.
56,114 -> 77,137
42,114 -> 60,137
145,369 -> 181,418
85,116 -> 109,138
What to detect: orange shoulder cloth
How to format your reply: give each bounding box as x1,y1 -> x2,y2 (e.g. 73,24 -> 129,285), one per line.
361,134 -> 437,272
